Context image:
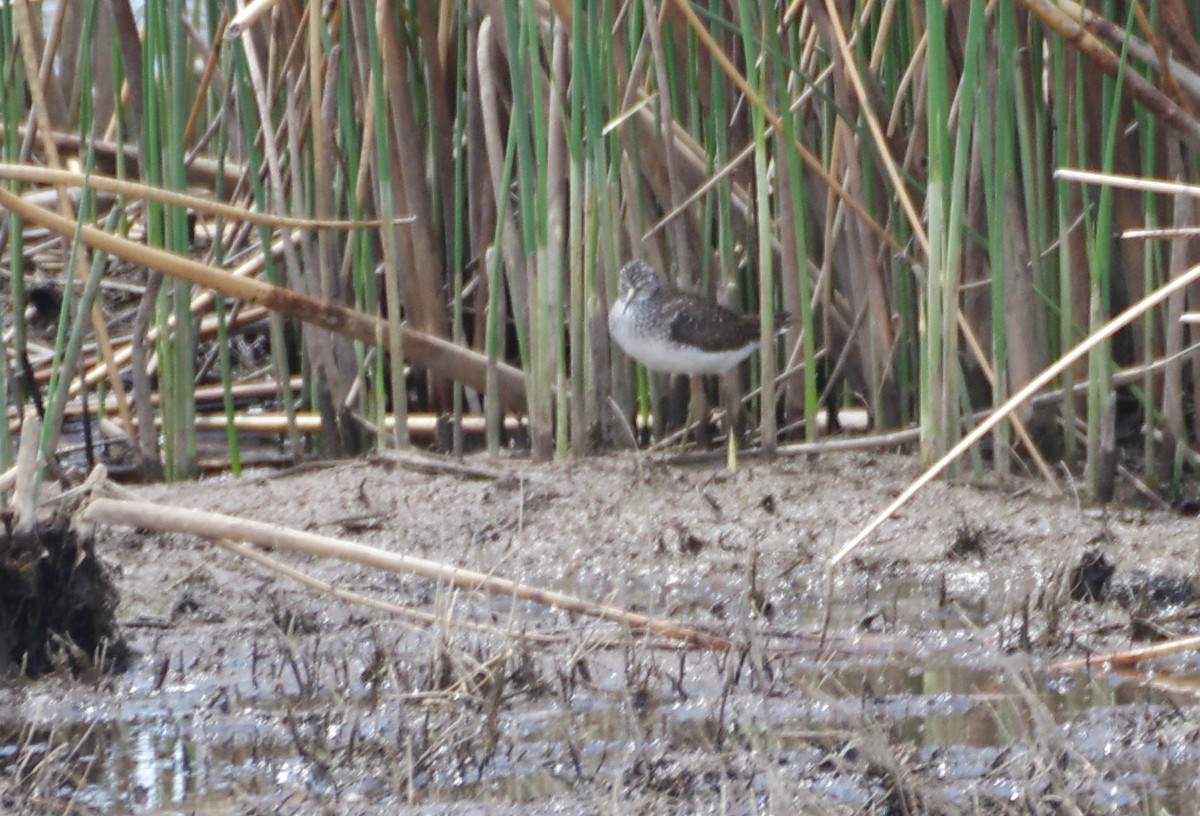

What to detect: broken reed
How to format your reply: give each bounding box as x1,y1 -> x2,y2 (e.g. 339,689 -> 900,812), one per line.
1,2 -> 1198,496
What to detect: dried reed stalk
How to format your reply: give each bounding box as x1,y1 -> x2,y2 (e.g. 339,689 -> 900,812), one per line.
0,164 -> 395,230
1053,634 -> 1200,671
831,255 -> 1200,567
0,186 -> 528,411
81,497 -> 729,650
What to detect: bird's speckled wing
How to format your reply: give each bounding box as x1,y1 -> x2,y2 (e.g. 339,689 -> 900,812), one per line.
665,293 -> 760,351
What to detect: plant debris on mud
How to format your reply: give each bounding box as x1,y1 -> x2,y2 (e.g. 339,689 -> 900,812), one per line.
0,516 -> 130,678
2,452 -> 1200,813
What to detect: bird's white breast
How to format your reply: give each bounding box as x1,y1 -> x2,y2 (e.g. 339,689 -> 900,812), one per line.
608,300 -> 757,375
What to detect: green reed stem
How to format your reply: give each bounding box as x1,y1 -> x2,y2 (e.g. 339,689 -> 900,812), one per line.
986,0 -> 1017,474
0,0 -> 20,469
566,0 -> 588,453
39,0 -> 103,460
739,0 -> 775,454
922,0 -> 951,462
366,0 -> 408,449
486,121 -> 520,456
1084,3 -> 1133,497
1053,39 -> 1077,464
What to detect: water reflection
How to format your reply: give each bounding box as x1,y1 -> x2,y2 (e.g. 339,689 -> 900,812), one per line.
1,589 -> 1198,813
0,650 -> 1194,812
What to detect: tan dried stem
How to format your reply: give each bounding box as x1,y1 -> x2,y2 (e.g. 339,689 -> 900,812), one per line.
0,186 -> 529,411
81,498 -> 730,651
0,164 -> 407,230
1020,0 -> 1200,150
830,255 -> 1200,568
1054,634 -> 1200,672
10,409 -> 40,535
666,0 -> 906,261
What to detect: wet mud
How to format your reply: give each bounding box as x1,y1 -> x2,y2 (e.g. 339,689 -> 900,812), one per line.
2,451 -> 1200,813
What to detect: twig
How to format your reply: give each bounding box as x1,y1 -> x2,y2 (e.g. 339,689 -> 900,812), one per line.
217,538 -> 563,643
80,497 -> 730,650
0,186 -> 529,412
11,408 -> 40,535
367,450 -> 510,481
829,255 -> 1200,568
1054,634 -> 1200,672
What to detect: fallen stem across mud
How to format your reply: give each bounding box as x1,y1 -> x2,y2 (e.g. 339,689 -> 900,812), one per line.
81,497 -> 730,651
1053,634 -> 1200,672
0,186 -> 527,411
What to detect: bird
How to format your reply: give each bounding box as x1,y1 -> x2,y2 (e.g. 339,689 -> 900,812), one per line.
607,259 -> 762,375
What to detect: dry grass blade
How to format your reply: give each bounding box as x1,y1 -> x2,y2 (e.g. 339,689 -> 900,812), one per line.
0,185 -> 528,411
0,163 -> 410,229
218,536 -> 563,644
1056,167 -> 1200,199
1053,634 -> 1200,671
1020,0 -> 1200,150
80,497 -> 730,650
667,0 -> 906,258
830,255 -> 1200,567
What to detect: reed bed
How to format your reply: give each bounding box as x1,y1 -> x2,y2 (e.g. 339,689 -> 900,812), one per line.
1,0 -> 1200,499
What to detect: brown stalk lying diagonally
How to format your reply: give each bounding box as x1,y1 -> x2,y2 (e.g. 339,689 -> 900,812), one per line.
0,186 -> 527,412
81,496 -> 730,651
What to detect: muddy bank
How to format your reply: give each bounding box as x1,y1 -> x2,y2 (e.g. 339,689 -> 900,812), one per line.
1,452 -> 1199,813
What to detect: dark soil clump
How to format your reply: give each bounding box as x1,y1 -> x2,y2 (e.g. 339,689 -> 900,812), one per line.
1110,570 -> 1198,611
0,520 -> 130,677
1068,549 -> 1115,602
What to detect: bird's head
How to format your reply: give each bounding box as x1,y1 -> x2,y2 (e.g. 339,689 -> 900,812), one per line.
617,260 -> 664,306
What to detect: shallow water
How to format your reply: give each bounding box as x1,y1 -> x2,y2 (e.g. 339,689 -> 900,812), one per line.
3,607 -> 1197,813
5,453 -> 1200,813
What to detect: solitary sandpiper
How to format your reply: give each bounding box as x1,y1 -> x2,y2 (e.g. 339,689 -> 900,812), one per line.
608,260 -> 761,375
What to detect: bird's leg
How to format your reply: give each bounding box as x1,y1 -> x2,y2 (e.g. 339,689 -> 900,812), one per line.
689,376 -> 711,449
720,367 -> 748,448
